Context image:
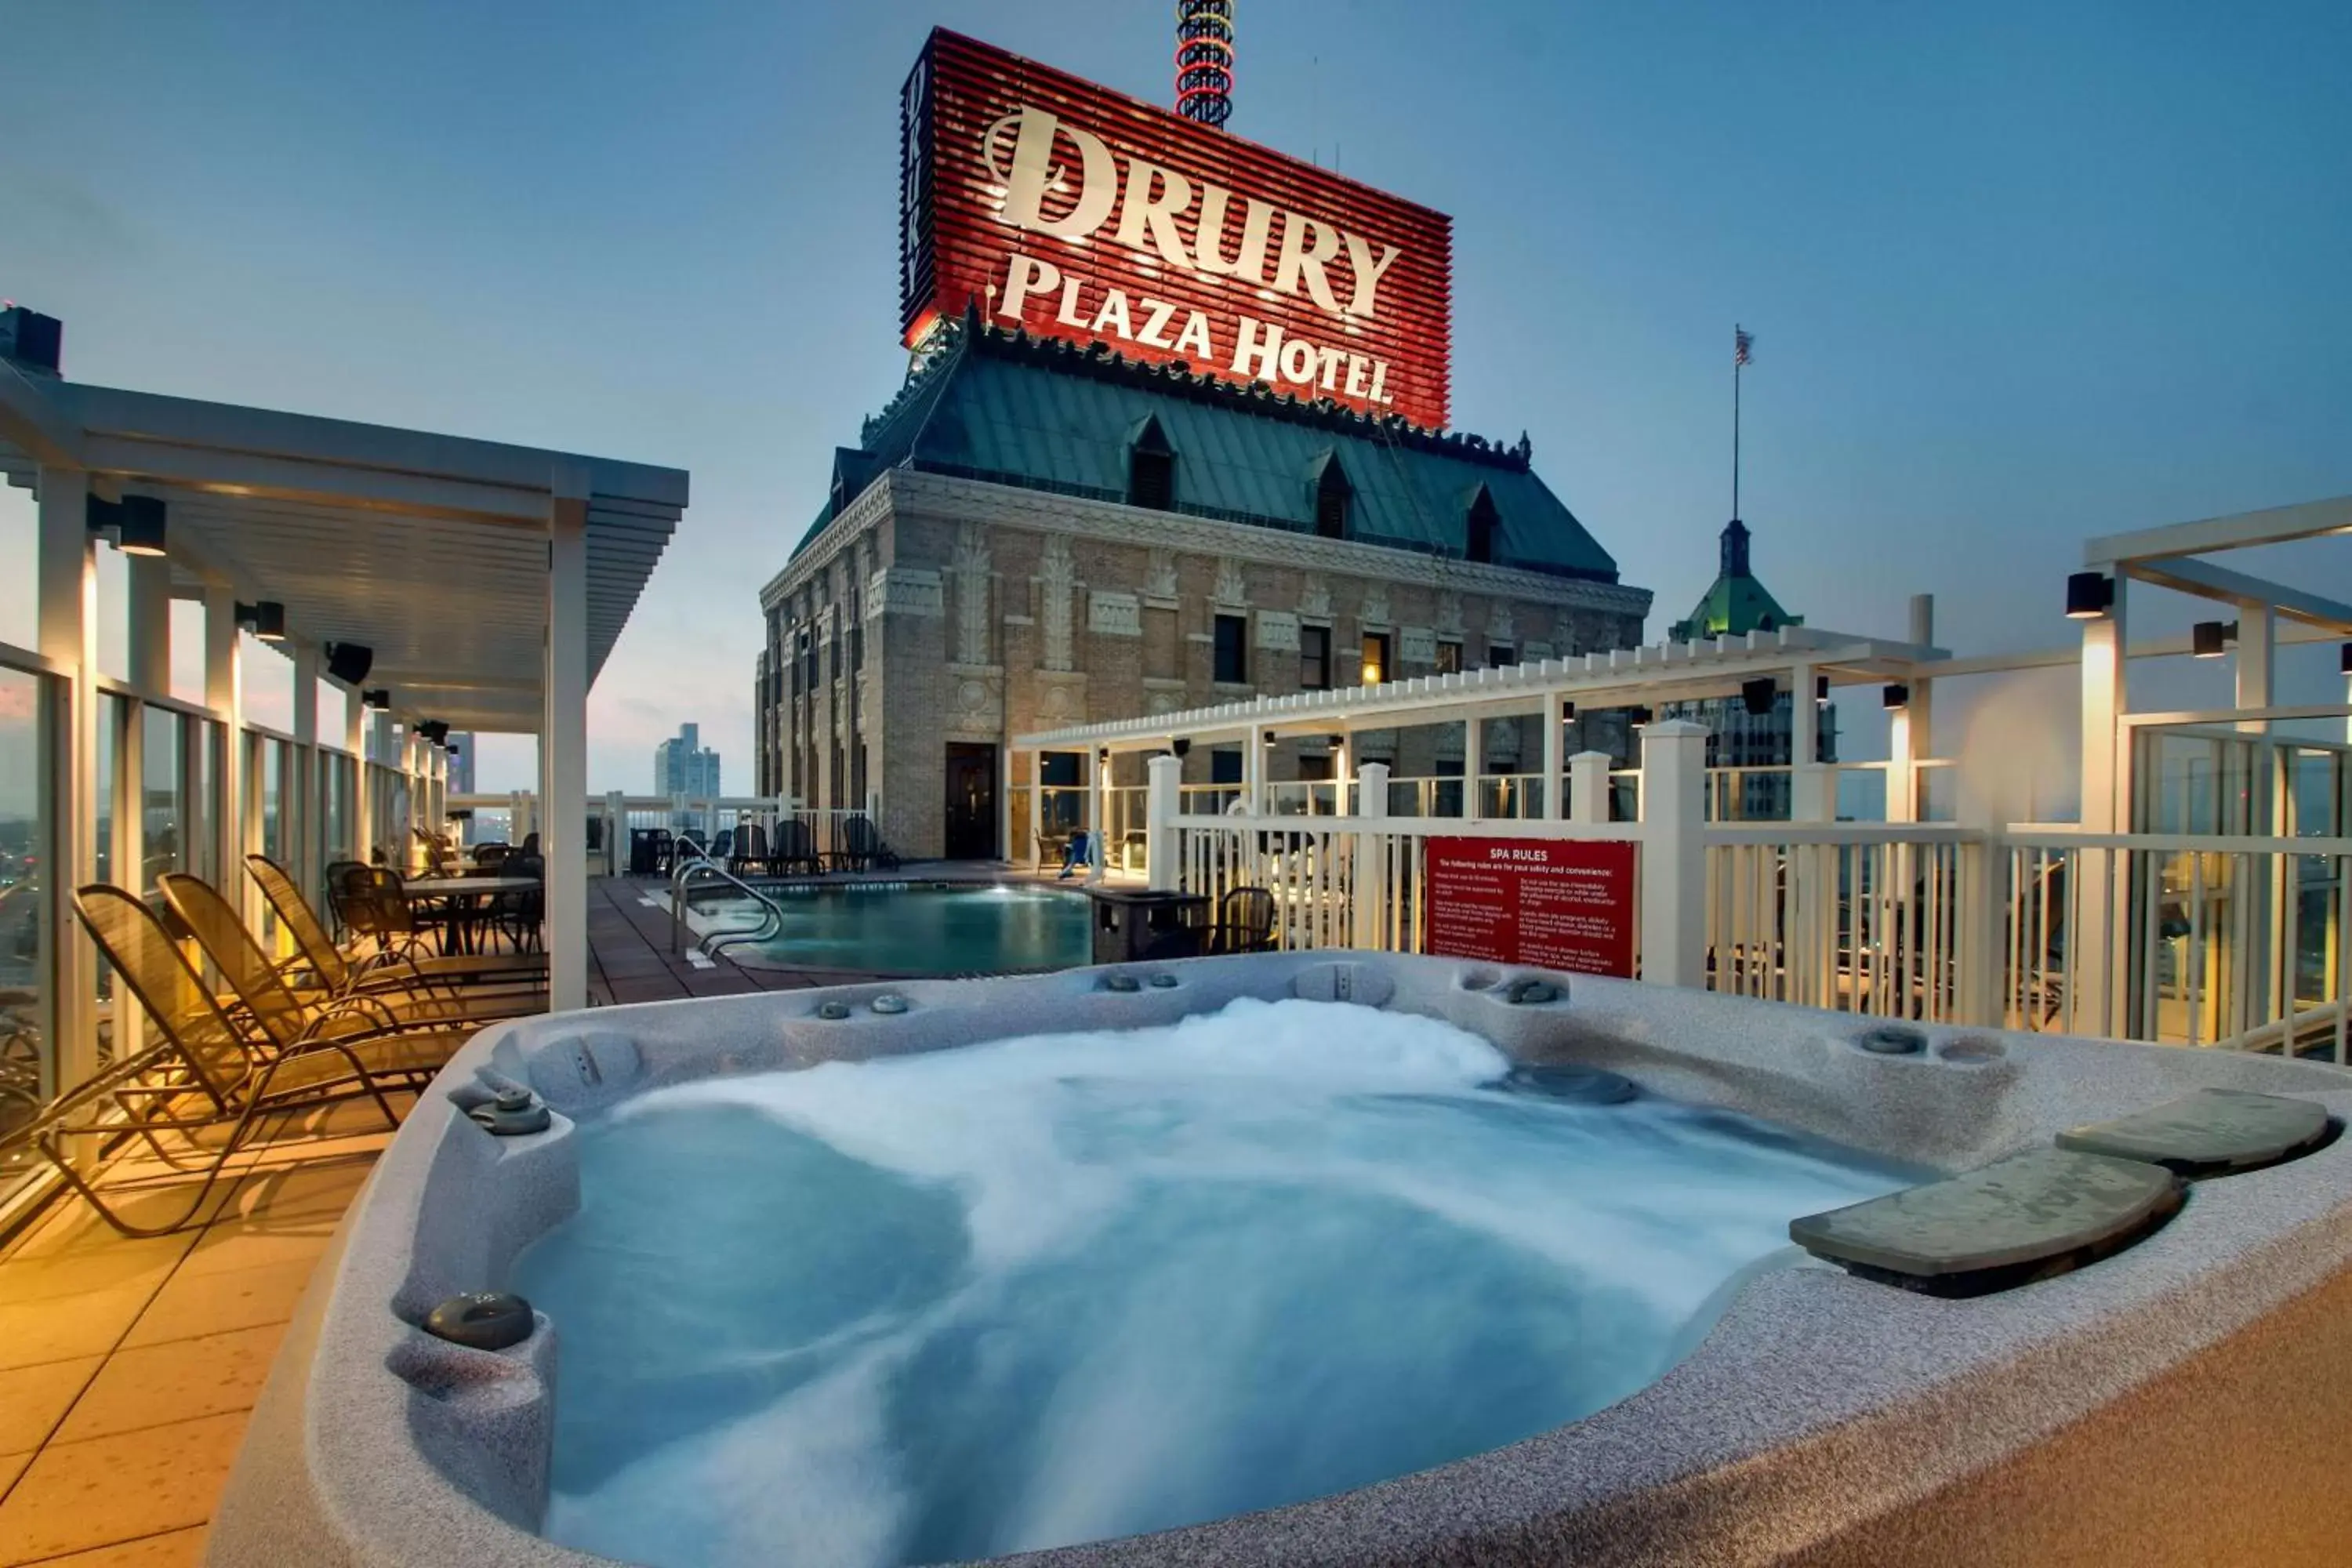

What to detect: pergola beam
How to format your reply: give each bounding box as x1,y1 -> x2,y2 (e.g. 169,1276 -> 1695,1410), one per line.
2122,555 -> 2352,632
2084,494 -> 2352,566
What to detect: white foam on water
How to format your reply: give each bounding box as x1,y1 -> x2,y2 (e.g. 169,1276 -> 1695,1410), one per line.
530,999 -> 1907,1568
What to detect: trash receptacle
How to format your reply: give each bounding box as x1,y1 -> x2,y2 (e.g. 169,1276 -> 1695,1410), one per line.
629,828 -> 663,877
1081,887 -> 1209,965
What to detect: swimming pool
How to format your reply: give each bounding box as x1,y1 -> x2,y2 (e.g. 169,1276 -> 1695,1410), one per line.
712,884 -> 1091,975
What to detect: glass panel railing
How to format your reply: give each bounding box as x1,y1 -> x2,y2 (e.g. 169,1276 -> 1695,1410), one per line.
140,703 -> 186,892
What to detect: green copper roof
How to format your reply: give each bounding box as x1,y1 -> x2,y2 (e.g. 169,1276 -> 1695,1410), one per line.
1669,573 -> 1800,641
793,319 -> 1621,583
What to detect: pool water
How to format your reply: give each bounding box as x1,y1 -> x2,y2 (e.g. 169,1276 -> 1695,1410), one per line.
512,1000 -> 1915,1568
717,884 -> 1090,975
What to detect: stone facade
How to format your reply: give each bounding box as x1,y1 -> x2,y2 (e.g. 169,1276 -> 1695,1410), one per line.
757,469 -> 1650,858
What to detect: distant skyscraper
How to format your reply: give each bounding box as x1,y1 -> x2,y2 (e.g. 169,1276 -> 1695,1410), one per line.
445,732 -> 475,795
654,723 -> 722,800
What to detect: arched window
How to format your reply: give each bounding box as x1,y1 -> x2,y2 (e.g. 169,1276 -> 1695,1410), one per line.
1465,485 -> 1500,564
1128,416 -> 1176,510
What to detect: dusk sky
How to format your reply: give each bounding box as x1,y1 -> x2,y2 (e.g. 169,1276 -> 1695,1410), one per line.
4,0 -> 2347,795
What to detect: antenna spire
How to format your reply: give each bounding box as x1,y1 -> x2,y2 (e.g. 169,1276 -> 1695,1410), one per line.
1176,2 -> 1235,128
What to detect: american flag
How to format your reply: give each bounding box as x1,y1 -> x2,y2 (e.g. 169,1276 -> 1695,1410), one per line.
1734,326 -> 1755,366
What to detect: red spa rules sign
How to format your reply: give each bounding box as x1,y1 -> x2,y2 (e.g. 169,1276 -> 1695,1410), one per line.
1422,837 -> 1637,978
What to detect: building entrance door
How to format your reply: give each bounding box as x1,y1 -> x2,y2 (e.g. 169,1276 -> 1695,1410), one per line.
944,743 -> 999,860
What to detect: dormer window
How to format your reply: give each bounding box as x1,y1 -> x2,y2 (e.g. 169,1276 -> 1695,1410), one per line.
1128,416 -> 1176,510
1465,486 -> 1500,564
1311,452 -> 1352,539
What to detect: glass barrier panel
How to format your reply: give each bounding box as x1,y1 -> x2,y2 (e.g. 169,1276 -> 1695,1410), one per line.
0,666 -> 50,1207
140,704 -> 186,891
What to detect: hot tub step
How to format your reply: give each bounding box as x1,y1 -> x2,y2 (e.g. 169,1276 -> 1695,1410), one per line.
1789,1149 -> 2185,1298
2056,1088 -> 2333,1177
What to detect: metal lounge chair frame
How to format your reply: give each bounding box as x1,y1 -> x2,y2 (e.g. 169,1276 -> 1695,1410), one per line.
244,856 -> 546,1024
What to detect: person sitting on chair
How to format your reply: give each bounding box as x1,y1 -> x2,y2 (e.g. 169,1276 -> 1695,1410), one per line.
1058,830 -> 1091,880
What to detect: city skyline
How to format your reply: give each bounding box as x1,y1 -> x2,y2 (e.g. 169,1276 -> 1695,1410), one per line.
4,0 -> 2347,792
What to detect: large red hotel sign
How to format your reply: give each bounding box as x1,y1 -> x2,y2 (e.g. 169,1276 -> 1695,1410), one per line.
900,30 -> 1454,430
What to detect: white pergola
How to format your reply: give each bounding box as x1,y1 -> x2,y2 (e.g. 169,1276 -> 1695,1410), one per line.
0,357 -> 688,1026
1017,621 -> 1947,837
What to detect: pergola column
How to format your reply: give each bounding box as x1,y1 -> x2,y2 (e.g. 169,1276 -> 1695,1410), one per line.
204,584 -> 245,884
546,477 -> 591,1012
347,685 -> 370,868
2078,568 -> 2128,1034
291,641 -> 320,907
1463,715 -> 1483,822
38,466 -> 96,1093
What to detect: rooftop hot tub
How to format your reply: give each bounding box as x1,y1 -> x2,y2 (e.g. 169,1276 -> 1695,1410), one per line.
209,953 -> 2352,1567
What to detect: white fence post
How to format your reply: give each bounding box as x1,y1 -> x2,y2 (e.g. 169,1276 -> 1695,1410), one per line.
1639,719 -> 1708,989
603,789 -> 625,876
1146,753 -> 1181,891
1568,750 -> 1612,826
1353,760 -> 1391,949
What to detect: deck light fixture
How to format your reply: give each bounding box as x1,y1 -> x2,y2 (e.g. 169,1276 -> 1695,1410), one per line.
2065,572 -> 2114,619
2191,620 -> 2238,659
1816,675 -> 1831,706
236,601 -> 287,642
417,720 -> 450,745
361,688 -> 390,710
86,494 -> 167,557
2340,642 -> 2351,676
1559,700 -> 1576,722
1740,677 -> 1777,717
1883,683 -> 1911,710
1628,706 -> 1653,725
324,641 -> 373,685
1171,737 -> 1192,757
1262,729 -> 1277,747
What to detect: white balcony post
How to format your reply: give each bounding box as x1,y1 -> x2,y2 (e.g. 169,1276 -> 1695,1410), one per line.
1638,718 -> 1708,989
1025,751 -> 1044,869
545,476 -> 590,1012
202,583 -> 246,893
38,466 -> 96,1092
1568,750 -> 1612,826
1352,760 -> 1391,949
1087,749 -> 1108,884
604,790 -> 626,876
1541,697 -> 1566,822
1463,716 -> 1483,822
1145,753 -> 1181,891
1790,662 -> 1831,822
127,554 -> 171,698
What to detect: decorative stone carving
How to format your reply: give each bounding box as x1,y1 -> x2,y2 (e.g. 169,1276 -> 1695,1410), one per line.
1487,601 -> 1515,645
1035,672 -> 1087,724
1255,610 -> 1300,652
952,522 -> 992,666
1212,556 -> 1248,608
1298,573 -> 1332,621
1436,590 -> 1465,635
1088,591 -> 1142,637
1523,638 -> 1555,662
866,568 -> 942,619
946,666 -> 1004,736
1399,626 -> 1437,666
1144,547 -> 1180,604
1040,535 -> 1075,672
1359,582 -> 1392,628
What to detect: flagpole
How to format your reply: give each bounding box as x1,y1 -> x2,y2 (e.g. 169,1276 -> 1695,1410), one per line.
1732,324 -> 1742,521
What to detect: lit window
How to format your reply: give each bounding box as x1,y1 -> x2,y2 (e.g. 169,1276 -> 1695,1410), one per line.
1436,639 -> 1462,675
1360,631 -> 1391,685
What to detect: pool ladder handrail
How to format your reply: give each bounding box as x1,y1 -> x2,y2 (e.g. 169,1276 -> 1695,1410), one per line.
667,851 -> 786,958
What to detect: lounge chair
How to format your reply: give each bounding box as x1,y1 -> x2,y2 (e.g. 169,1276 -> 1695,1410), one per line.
831,815 -> 902,873
730,825 -> 769,877
243,857 -> 547,1022
0,886 -> 430,1236
162,874 -> 490,1063
770,818 -> 822,877
1201,886 -> 1278,955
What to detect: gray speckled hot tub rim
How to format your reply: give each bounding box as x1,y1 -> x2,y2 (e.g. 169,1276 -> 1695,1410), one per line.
206,953 -> 2352,1568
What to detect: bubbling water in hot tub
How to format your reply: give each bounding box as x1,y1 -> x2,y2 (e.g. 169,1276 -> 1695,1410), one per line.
510,998 -> 1911,1568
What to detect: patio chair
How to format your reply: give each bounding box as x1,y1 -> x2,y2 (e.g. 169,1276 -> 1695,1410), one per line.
0,886 -> 426,1236
770,818 -> 822,877
474,842 -> 512,869
1201,886 -> 1278,955
244,856 -> 546,1022
162,874 -> 488,1064
831,814 -> 902,873
487,856 -> 545,953
332,863 -> 546,979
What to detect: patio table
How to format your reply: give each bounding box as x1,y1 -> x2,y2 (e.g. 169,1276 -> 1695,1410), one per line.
401,876 -> 540,956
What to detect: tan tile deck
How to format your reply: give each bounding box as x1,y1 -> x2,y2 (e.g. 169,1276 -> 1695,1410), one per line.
0,1099 -> 399,1567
